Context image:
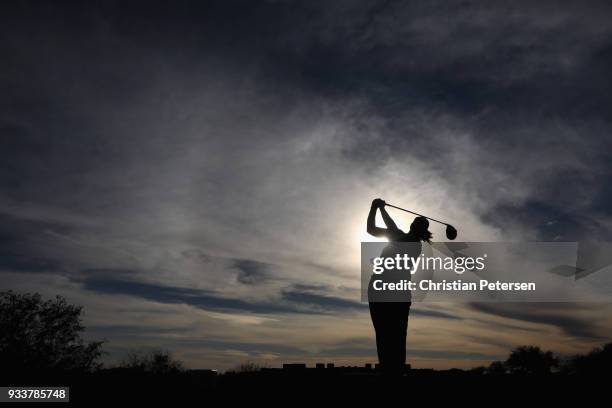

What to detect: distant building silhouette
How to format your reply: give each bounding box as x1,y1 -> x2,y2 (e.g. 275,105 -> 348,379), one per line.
261,362 -> 385,375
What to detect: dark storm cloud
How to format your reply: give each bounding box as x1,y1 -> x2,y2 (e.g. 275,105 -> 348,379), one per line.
470,303 -> 604,340
242,0 -> 612,116
281,286 -> 366,311
87,324 -> 196,336
179,250 -> 275,286
0,211 -> 99,275
81,277 -> 363,315
233,259 -> 272,285
82,277 -> 298,314
0,254 -> 62,274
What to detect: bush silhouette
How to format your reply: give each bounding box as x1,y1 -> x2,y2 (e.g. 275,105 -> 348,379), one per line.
486,360 -> 507,375
0,291 -> 104,374
229,361 -> 265,374
120,350 -> 184,374
505,345 -> 557,375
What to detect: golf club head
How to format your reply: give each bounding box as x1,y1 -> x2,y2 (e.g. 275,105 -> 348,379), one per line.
445,224 -> 458,240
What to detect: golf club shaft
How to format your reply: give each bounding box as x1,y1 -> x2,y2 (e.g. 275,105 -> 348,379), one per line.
385,203 -> 448,226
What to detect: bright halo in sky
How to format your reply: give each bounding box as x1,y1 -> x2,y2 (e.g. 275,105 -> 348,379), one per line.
359,229 -> 388,243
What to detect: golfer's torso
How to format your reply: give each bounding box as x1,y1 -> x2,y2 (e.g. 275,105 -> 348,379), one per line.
368,236 -> 421,302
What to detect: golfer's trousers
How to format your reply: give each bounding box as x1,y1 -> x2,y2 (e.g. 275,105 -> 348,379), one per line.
369,301 -> 411,374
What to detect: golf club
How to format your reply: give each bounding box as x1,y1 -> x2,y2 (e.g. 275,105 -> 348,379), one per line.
385,203 -> 458,240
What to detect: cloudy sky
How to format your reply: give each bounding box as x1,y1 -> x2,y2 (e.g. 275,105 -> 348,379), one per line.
2,0 -> 612,370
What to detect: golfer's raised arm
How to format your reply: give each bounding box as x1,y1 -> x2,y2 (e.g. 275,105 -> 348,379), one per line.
367,199 -> 388,237
379,205 -> 399,232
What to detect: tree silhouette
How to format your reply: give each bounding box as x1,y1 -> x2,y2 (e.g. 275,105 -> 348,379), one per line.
565,343 -> 612,375
0,291 -> 104,374
120,350 -> 184,374
505,345 -> 557,375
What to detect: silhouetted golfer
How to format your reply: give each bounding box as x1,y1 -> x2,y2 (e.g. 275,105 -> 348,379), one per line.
367,198 -> 432,375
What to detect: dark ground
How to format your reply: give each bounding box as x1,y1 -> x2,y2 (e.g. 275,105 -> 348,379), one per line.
1,368 -> 603,404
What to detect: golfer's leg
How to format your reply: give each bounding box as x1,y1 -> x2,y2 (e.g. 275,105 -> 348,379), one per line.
379,303 -> 400,375
369,302 -> 386,368
389,303 -> 410,374
399,303 -> 411,371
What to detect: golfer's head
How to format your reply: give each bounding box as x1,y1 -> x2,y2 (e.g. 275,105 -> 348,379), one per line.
410,216 -> 432,243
